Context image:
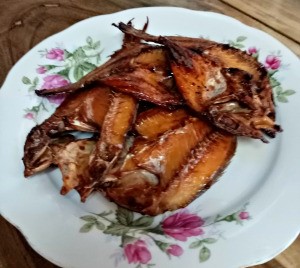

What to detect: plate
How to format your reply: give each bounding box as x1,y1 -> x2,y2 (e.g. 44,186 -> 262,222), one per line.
0,7 -> 300,268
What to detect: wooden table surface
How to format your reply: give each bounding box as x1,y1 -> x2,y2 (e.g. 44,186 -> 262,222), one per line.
0,0 -> 299,267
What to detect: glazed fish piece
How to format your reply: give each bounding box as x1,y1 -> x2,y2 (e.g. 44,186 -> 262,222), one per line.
100,46 -> 183,106
88,92 -> 138,185
163,38 -> 280,141
144,132 -> 237,215
23,86 -> 110,177
133,118 -> 212,187
104,121 -> 236,216
114,22 -> 265,83
112,22 -> 281,141
113,21 -> 217,50
134,107 -> 189,139
52,139 -> 96,196
202,44 -> 279,136
207,68 -> 280,140
56,86 -> 111,132
97,92 -> 137,161
163,37 -> 228,113
201,44 -> 264,81
101,67 -> 182,106
105,168 -> 159,213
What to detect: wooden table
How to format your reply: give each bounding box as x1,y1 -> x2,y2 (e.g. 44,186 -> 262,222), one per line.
0,1 -> 299,267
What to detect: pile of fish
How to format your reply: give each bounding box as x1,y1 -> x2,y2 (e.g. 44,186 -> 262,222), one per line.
23,21 -> 281,215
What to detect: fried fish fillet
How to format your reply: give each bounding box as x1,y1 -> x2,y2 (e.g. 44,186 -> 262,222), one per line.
104,116 -> 236,215
113,21 -> 217,51
52,139 -> 96,195
88,92 -> 138,187
23,86 -> 110,177
162,38 -> 280,141
101,67 -> 182,106
144,132 -> 237,215
23,20 -> 281,216
112,22 -> 280,141
135,107 -> 189,139
133,118 -> 212,187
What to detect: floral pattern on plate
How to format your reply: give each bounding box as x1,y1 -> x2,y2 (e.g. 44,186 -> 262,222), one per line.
228,36 -> 295,103
79,204 -> 250,267
21,36 -> 103,121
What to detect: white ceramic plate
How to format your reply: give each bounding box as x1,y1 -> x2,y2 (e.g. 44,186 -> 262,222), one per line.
0,7 -> 299,268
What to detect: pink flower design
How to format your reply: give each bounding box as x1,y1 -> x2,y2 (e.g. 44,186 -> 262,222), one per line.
41,74 -> 68,104
162,212 -> 204,241
24,112 -> 35,120
247,46 -> 258,55
166,244 -> 183,257
124,240 -> 151,264
239,211 -> 249,220
36,66 -> 47,74
46,48 -> 64,61
265,55 -> 281,70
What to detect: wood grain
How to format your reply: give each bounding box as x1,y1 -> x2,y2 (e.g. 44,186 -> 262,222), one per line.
0,1 -> 299,268
221,0 -> 300,43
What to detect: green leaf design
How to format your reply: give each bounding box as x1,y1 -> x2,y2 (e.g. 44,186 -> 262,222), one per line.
86,36 -> 93,46
57,67 -> 71,79
22,76 -> 31,85
73,65 -> 84,81
131,216 -> 154,227
199,246 -> 211,262
251,53 -> 259,60
282,89 -> 295,96
270,77 -> 280,88
147,225 -> 164,235
277,95 -> 288,103
96,53 -> 101,64
121,235 -> 136,246
202,238 -> 217,244
64,49 -> 72,59
80,222 -> 95,233
93,40 -> 101,49
234,43 -> 244,49
236,36 -> 247,42
73,47 -> 87,62
189,240 -> 202,249
273,85 -> 295,104
228,40 -> 235,46
268,69 -> 278,77
83,45 -> 93,50
95,221 -> 105,231
33,77 -> 39,86
103,223 -> 130,236
28,86 -> 36,92
44,64 -> 58,70
97,210 -> 113,217
80,215 -> 97,222
275,86 -> 283,95
220,214 -> 235,222
40,102 -> 48,112
154,240 -> 169,252
80,61 -> 97,72
116,207 -> 133,226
